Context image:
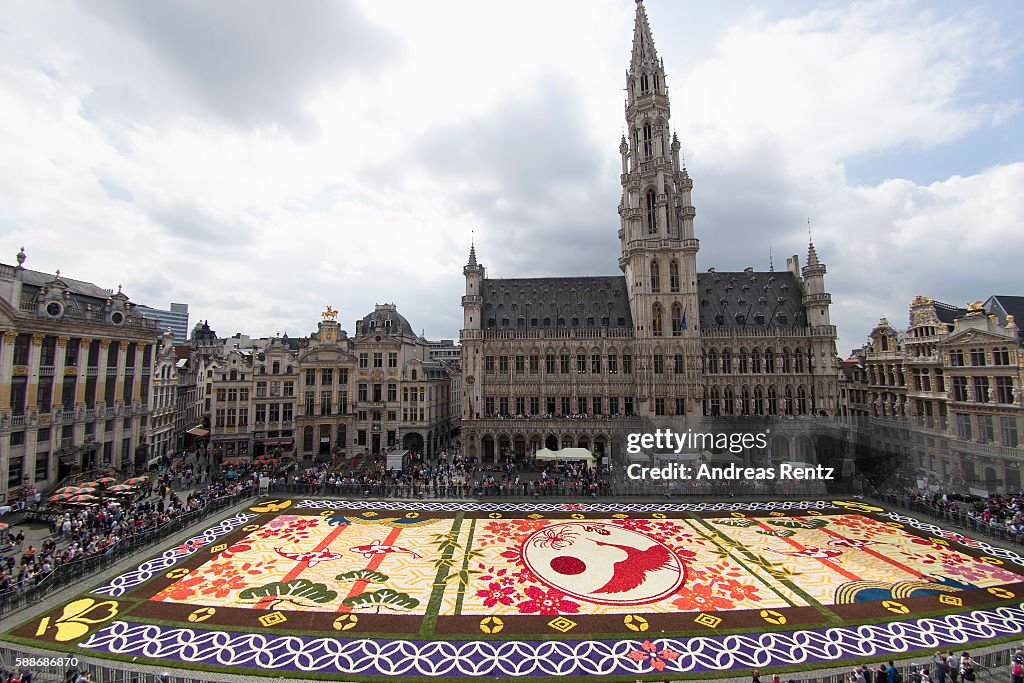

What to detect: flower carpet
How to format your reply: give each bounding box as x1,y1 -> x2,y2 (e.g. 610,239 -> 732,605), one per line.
7,498 -> 1024,681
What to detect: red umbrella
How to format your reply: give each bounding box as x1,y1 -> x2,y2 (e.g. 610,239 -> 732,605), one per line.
68,494 -> 98,504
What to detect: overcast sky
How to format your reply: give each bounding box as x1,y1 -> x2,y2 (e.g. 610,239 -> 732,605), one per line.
1,0 -> 1022,354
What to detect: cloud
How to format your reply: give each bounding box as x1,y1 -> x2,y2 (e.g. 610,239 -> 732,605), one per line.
0,0 -> 1020,353
79,0 -> 397,135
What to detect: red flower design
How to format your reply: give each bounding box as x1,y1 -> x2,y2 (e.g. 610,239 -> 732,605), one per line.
627,640 -> 680,671
154,575 -> 204,601
671,582 -> 735,611
717,578 -> 763,602
516,586 -> 580,615
201,575 -> 248,598
476,581 -> 516,607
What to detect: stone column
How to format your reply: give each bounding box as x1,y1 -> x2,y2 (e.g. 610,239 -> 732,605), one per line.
0,332 -> 16,411
95,340 -> 110,408
25,333 -> 44,408
75,338 -> 91,408
52,337 -> 68,412
114,341 -> 127,407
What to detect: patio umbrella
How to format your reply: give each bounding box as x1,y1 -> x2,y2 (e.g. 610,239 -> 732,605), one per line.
49,492 -> 74,503
124,477 -> 148,486
107,484 -> 134,494
68,494 -> 98,504
55,486 -> 82,494
96,477 -> 117,486
76,486 -> 98,494
78,481 -> 99,488
0,522 -> 8,531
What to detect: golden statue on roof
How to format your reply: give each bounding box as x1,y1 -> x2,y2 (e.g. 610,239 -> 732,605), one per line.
323,305 -> 338,320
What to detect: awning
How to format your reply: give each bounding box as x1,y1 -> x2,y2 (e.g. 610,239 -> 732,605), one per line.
534,447 -> 595,466
59,453 -> 78,466
261,437 -> 294,447
186,427 -> 210,438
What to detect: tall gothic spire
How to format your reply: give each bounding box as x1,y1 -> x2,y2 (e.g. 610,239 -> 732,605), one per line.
630,0 -> 661,75
806,218 -> 819,265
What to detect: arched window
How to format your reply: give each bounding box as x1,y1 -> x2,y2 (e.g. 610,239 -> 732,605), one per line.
722,349 -> 732,374
751,349 -> 762,373
782,349 -> 792,373
723,386 -> 735,415
650,260 -> 660,293
640,72 -> 649,93
229,369 -> 238,381
652,303 -> 663,336
653,72 -> 660,92
669,260 -> 680,292
671,302 -> 683,336
710,387 -> 721,416
767,386 -> 778,415
739,349 -> 748,373
646,190 -> 657,234
272,361 -> 280,374
797,386 -> 808,414
741,386 -> 750,415
784,386 -> 794,415
765,349 -> 775,373
753,386 -> 764,415
795,349 -> 805,373
643,123 -> 653,158
707,350 -> 718,374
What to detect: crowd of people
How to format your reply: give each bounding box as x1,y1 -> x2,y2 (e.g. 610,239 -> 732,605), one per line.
250,448 -> 614,498
885,472 -> 1024,539
0,468 -> 252,600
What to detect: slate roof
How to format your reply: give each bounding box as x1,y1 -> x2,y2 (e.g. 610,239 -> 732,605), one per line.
932,300 -> 966,325
988,295 -> 1024,339
357,305 -> 416,338
697,271 -> 807,328
20,268 -> 113,300
480,276 -> 633,330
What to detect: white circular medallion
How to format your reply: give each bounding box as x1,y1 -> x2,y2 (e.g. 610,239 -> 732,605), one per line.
522,522 -> 685,606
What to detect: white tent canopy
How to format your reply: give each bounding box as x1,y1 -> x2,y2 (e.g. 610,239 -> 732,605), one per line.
534,447 -> 595,466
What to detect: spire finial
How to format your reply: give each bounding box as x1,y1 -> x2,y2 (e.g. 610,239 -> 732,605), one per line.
467,229 -> 478,268
806,218 -> 820,266
769,247 -> 774,272
15,247 -> 26,267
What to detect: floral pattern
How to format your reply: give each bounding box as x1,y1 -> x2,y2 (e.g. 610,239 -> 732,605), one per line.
627,640 -> 681,671
516,586 -> 580,615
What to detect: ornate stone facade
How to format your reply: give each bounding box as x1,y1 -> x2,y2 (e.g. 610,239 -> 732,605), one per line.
841,296 -> 1024,493
460,3 -> 840,466
0,249 -> 160,500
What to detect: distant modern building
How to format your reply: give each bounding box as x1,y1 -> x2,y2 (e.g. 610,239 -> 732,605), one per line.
137,303 -> 189,344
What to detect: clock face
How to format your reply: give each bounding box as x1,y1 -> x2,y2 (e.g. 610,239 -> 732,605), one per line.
466,375 -> 475,385
46,301 -> 63,317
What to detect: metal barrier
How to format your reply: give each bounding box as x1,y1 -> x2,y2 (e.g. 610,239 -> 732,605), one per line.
875,493 -> 1024,547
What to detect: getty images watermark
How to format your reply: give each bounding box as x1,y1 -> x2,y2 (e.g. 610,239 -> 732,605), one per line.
625,429 -> 836,482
